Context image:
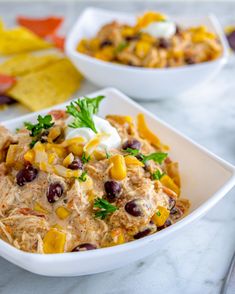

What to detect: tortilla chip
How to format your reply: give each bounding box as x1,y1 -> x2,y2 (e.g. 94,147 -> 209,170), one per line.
17,16 -> 63,38
0,74 -> 16,93
0,19 -> 4,31
0,26 -> 51,55
49,34 -> 65,51
0,53 -> 61,76
7,58 -> 83,111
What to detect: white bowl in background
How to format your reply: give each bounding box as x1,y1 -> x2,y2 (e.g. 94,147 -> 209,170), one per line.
65,8 -> 230,100
1,88 -> 235,276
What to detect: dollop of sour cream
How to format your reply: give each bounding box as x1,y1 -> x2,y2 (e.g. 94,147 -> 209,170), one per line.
66,115 -> 121,150
141,20 -> 176,39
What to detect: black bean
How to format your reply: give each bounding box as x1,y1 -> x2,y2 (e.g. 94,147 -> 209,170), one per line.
125,34 -> 140,42
158,219 -> 172,231
125,199 -> 142,217
168,197 -> 176,211
72,243 -> 97,252
16,165 -> 38,186
158,38 -> 171,49
68,159 -> 83,170
47,182 -> 64,203
185,57 -> 196,65
227,30 -> 235,51
0,95 -> 16,105
100,40 -> 113,48
170,206 -> 183,221
104,181 -> 121,202
123,139 -> 141,150
134,228 -> 151,239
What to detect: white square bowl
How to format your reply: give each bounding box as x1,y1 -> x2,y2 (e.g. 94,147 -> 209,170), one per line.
65,8 -> 230,100
1,88 -> 235,276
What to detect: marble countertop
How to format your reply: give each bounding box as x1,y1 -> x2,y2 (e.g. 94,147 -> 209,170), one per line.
0,1 -> 235,294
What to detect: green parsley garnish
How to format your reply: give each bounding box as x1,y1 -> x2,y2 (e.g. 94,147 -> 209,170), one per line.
124,147 -> 168,164
156,211 -> 161,217
94,198 -> 118,220
24,115 -> 54,137
77,171 -> 87,182
151,170 -> 165,181
66,96 -> 105,133
24,114 -> 54,148
81,152 -> 91,164
115,41 -> 128,53
29,140 -> 38,149
124,147 -> 139,156
140,152 -> 168,164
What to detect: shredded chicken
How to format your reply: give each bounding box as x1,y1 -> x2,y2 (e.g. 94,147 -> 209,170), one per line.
0,106 -> 190,253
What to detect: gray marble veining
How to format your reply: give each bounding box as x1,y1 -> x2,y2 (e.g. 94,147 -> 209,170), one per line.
0,1 -> 235,294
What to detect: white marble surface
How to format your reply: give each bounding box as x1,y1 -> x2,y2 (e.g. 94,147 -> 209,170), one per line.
0,1 -> 235,294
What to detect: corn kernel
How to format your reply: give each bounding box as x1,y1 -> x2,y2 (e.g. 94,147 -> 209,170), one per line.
125,155 -> 144,167
55,206 -> 71,220
87,190 -> 96,203
110,154 -> 127,180
160,174 -> 180,196
151,206 -> 170,227
48,153 -> 56,164
63,153 -> 74,167
23,149 -> 35,164
90,38 -> 100,51
43,228 -> 66,253
34,202 -> 48,214
45,143 -> 66,158
110,228 -> 125,245
95,47 -> 114,61
6,145 -> 19,166
93,150 -> 106,160
48,126 -> 62,143
135,41 -> 151,58
68,144 -> 84,157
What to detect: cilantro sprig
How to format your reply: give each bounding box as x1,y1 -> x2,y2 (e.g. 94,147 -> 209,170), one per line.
124,147 -> 168,164
125,147 -> 139,156
24,115 -> 54,137
115,41 -> 128,53
140,152 -> 168,164
24,115 -> 54,148
77,171 -> 87,182
66,96 -> 105,133
151,169 -> 165,181
81,152 -> 91,164
94,198 -> 118,220
156,211 -> 161,217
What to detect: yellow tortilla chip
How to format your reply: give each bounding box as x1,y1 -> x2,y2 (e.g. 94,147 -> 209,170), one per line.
7,58 -> 83,111
0,53 -> 61,76
0,19 -> 4,31
0,26 -> 51,55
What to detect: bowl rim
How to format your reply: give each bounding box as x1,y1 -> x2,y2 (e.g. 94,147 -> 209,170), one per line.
1,87 -> 235,262
65,7 -> 230,74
